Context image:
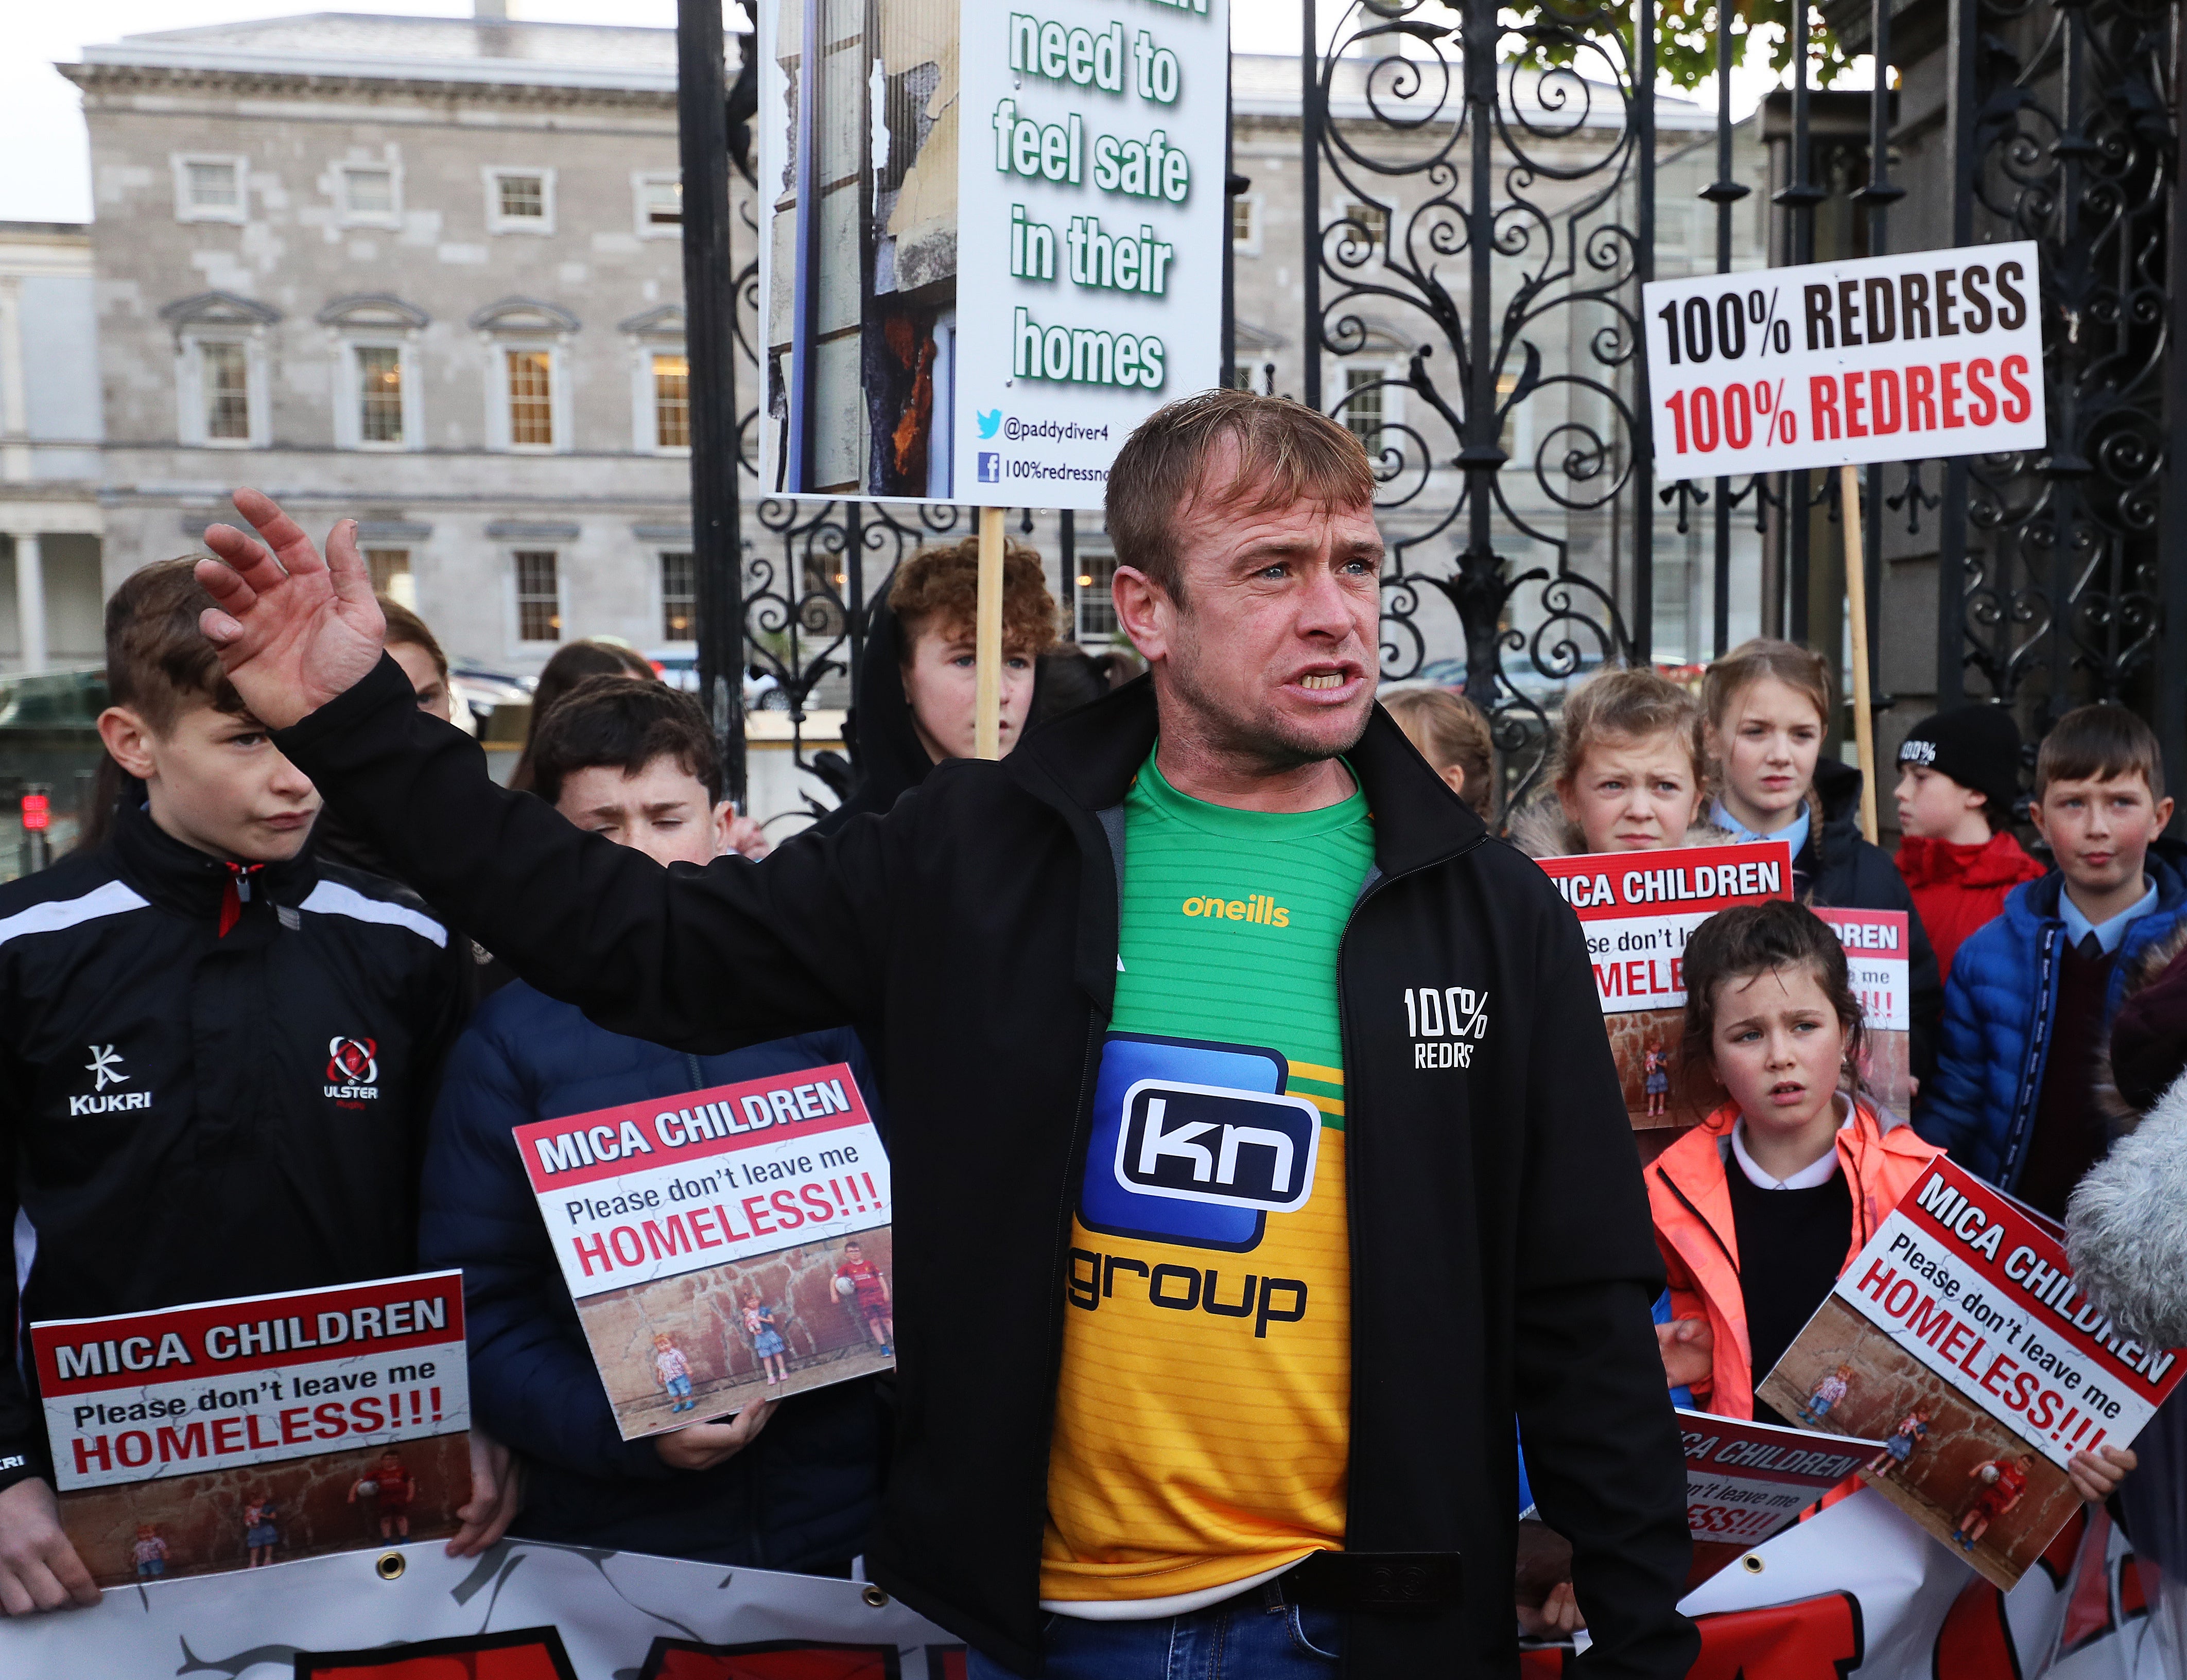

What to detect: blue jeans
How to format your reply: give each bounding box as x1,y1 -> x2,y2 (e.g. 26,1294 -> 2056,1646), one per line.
966,1586 -> 1345,1680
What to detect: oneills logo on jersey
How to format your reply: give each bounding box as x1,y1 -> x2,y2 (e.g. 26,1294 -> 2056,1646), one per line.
70,1044 -> 150,1115
1179,893 -> 1290,926
325,1036 -> 380,1104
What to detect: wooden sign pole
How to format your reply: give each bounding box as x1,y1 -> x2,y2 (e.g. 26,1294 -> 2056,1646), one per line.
1838,463 -> 1880,844
974,505 -> 1005,760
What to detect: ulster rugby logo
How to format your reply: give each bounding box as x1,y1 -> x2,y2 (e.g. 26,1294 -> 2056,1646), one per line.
325,1037 -> 380,1102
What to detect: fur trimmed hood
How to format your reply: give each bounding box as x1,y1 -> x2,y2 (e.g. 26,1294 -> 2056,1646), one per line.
2091,920 -> 2187,1129
2067,1067 -> 2187,1346
1508,796 -> 1733,861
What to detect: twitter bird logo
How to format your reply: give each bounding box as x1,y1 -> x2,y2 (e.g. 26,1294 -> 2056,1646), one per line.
976,409 -> 1003,439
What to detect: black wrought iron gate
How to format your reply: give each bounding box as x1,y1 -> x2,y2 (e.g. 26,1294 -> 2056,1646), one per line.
680,0 -> 2187,822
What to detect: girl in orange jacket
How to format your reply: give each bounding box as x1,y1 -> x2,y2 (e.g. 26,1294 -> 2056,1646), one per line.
1648,902 -> 2139,1505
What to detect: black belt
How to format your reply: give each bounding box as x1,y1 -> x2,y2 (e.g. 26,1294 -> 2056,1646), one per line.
1274,1550 -> 1462,1613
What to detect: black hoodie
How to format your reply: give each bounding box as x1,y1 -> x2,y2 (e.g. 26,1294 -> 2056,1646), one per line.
274,654 -> 1697,1679
1800,758 -> 1945,1084
811,602 -> 936,837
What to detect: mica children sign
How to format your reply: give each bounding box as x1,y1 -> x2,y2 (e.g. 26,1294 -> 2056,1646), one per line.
1643,242 -> 2046,479
757,0 -> 1227,503
1813,906 -> 1912,1120
1675,1408 -> 1880,1588
30,1273 -> 472,1585
1533,841 -> 1793,1132
1756,1155 -> 2186,1589
514,1064 -> 896,1440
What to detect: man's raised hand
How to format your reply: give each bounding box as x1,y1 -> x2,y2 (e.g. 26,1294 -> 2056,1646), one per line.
195,488 -> 387,729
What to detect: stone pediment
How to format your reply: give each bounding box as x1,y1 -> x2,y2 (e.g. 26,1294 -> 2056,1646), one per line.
617,304 -> 686,338
467,295 -> 580,335
157,290 -> 281,329
315,293 -> 430,330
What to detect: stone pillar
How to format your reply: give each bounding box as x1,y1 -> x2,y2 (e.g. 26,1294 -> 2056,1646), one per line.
11,532 -> 46,674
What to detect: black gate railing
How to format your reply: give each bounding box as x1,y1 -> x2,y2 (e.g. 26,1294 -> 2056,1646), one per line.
680,0 -> 2186,822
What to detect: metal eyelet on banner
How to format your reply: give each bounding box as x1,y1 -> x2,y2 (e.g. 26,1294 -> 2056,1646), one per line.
860,1584 -> 889,1608
377,1552 -> 407,1581
1740,1554 -> 1766,1575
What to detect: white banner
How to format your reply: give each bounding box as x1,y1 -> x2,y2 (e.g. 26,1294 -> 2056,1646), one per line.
0,1537 -> 960,1676
1644,243 -> 2046,479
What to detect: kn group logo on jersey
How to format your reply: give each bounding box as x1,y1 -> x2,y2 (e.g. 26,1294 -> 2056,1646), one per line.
1081,1034 -> 1322,1253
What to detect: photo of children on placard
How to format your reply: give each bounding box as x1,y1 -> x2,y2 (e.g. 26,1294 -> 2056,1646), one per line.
55,1434 -> 470,1588
584,1232 -> 898,1439
1757,1296 -> 2085,1589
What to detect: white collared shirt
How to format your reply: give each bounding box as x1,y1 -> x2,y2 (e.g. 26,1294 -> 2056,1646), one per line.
2058,876 -> 2157,956
1730,1115 -> 1842,1190
1713,797 -> 1812,860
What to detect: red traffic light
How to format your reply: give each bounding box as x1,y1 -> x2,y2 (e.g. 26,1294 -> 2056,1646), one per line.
21,793 -> 50,832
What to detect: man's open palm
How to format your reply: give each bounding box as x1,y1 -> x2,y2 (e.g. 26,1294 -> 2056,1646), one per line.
195,488 -> 387,729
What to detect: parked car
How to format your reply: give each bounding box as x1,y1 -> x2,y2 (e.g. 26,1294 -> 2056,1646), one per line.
448,660 -> 535,741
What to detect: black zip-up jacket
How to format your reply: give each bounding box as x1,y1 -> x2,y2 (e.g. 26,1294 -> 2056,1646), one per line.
277,656 -> 1696,1679
0,799 -> 464,1486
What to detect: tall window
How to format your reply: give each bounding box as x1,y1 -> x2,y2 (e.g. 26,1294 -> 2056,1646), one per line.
660,551 -> 697,642
514,551 -> 561,643
1343,367 -> 1384,450
201,341 -> 251,441
639,175 -> 682,230
186,161 -> 239,212
652,353 -> 690,449
366,549 -> 414,609
1075,552 -> 1118,640
506,349 -> 554,447
356,345 -> 404,444
1340,199 -> 1387,253
342,167 -> 396,219
498,174 -> 545,221
1231,195 -> 1258,250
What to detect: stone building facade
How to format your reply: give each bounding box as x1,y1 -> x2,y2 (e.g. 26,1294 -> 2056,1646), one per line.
0,221 -> 104,675
64,13 -> 727,675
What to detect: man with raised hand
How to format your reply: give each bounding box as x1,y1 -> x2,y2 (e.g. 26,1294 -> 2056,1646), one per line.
196,390 -> 1692,1678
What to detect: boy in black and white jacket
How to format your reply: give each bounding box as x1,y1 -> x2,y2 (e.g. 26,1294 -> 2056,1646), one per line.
0,559 -> 509,1614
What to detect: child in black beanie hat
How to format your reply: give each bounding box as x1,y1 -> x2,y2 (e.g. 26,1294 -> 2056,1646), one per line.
1893,704 -> 2043,977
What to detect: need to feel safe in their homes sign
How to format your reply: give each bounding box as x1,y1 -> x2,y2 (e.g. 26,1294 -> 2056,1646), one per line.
758,0 -> 1227,505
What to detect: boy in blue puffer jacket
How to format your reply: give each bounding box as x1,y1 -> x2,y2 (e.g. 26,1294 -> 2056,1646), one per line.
421,676 -> 884,1569
1917,705 -> 2183,1219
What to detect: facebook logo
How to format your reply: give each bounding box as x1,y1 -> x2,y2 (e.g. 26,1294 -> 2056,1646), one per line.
977,451 -> 1002,484
1116,1080 -> 1322,1214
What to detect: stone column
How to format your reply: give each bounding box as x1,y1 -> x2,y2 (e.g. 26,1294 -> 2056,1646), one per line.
11,532 -> 46,674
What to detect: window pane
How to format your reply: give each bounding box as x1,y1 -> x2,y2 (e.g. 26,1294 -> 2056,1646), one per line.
187,161 -> 238,209
365,548 -> 415,610
345,168 -> 394,215
514,550 -> 560,642
1343,367 -> 1383,449
506,349 -> 553,447
1231,197 -> 1254,246
497,174 -> 545,220
356,345 -> 404,444
644,178 -> 682,226
1075,552 -> 1118,640
653,353 -> 690,449
1341,200 -> 1386,252
660,551 -> 697,642
201,341 -> 251,440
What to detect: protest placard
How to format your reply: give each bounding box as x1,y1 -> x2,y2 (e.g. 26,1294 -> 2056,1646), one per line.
1533,840 -> 1793,1133
1675,1408 -> 1880,1588
30,1272 -> 470,1586
1757,1155 -> 2186,1589
756,0 -> 1227,505
515,1063 -> 894,1440
1814,907 -> 1912,1122
1642,244 -> 2046,481
1644,245 -> 2047,841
